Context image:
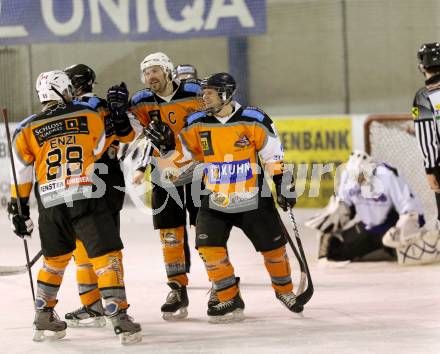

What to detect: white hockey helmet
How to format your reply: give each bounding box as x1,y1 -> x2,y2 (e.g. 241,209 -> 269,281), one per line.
345,150 -> 373,182
36,70 -> 74,103
140,52 -> 174,83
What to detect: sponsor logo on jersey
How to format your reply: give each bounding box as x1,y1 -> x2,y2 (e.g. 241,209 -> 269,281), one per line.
199,131 -> 214,156
234,134 -> 251,149
206,159 -> 253,184
33,116 -> 89,146
210,192 -> 229,207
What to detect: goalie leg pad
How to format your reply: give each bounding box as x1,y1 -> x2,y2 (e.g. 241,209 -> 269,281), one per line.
396,229 -> 440,265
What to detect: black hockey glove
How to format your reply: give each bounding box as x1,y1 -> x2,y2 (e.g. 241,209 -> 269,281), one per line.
144,120 -> 175,155
107,82 -> 129,117
273,172 -> 296,211
107,82 -> 133,137
7,199 -> 33,238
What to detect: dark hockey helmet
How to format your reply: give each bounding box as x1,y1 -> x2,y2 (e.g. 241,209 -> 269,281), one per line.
201,72 -> 236,103
417,42 -> 440,68
173,64 -> 198,80
64,64 -> 96,94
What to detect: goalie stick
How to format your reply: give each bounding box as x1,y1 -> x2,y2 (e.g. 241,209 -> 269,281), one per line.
2,107 -> 36,302
0,250 -> 43,276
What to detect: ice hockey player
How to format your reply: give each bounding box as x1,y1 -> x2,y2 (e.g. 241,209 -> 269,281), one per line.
121,52 -> 202,320
306,150 -> 440,266
7,70 -> 141,344
62,64 -> 136,328
144,72 -> 302,323
173,64 -> 199,82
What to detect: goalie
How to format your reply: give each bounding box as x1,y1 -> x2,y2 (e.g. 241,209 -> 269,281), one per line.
306,150 -> 440,265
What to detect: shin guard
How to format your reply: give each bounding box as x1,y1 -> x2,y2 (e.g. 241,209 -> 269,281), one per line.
90,251 -> 128,312
73,239 -> 100,306
35,253 -> 72,309
198,247 -> 238,302
262,246 -> 293,294
160,226 -> 188,286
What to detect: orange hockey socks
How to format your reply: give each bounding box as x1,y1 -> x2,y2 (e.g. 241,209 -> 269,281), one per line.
198,246 -> 238,302
262,246 -> 293,294
73,239 -> 100,306
35,253 -> 72,309
160,226 -> 188,286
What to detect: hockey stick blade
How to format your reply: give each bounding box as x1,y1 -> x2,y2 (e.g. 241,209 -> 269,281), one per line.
0,250 -> 43,277
0,265 -> 28,276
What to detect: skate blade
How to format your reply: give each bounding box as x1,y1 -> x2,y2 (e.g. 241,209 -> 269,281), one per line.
33,329 -> 66,342
208,309 -> 244,324
66,316 -> 107,328
162,307 -> 188,321
119,331 -> 142,345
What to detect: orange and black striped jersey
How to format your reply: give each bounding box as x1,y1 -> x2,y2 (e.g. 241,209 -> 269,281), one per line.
179,102 -> 284,211
11,101 -> 107,208
129,80 -> 202,157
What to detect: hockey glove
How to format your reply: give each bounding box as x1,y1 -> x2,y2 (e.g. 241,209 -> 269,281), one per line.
107,82 -> 129,117
107,82 -> 133,137
7,199 -> 33,238
273,172 -> 296,211
144,120 -> 175,155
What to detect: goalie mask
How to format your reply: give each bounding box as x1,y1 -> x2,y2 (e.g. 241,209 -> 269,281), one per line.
140,52 -> 174,84
345,150 -> 374,184
36,70 -> 74,103
417,42 -> 440,69
200,72 -> 236,114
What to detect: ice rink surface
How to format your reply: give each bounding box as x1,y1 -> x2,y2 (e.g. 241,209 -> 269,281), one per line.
0,207 -> 439,354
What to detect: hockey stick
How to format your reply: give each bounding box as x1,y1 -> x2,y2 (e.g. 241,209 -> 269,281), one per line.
277,210 -> 307,295
287,207 -> 314,306
2,107 -> 37,302
0,249 -> 43,276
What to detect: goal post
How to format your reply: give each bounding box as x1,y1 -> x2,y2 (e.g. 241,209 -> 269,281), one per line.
364,114 -> 437,227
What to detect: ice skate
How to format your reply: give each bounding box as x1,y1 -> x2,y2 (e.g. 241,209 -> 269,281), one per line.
33,308 -> 67,342
207,292 -> 245,324
109,309 -> 142,345
161,280 -> 189,321
207,282 -> 220,308
65,300 -> 107,328
275,292 -> 304,317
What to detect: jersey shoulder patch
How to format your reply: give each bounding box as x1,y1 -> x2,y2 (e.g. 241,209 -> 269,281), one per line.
186,111 -> 207,126
131,89 -> 154,105
242,106 -> 267,122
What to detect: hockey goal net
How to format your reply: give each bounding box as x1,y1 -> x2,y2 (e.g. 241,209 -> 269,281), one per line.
364,114 -> 437,227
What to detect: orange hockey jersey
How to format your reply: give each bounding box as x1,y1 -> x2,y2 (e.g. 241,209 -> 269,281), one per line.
179,103 -> 284,212
11,101 -> 107,208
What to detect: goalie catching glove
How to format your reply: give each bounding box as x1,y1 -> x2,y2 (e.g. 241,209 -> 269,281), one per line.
305,196 -> 353,233
273,171 -> 296,211
7,199 -> 33,238
144,120 -> 175,155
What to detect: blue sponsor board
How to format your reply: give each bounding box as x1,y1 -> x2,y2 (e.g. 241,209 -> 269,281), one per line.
206,158 -> 253,184
0,0 -> 266,44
